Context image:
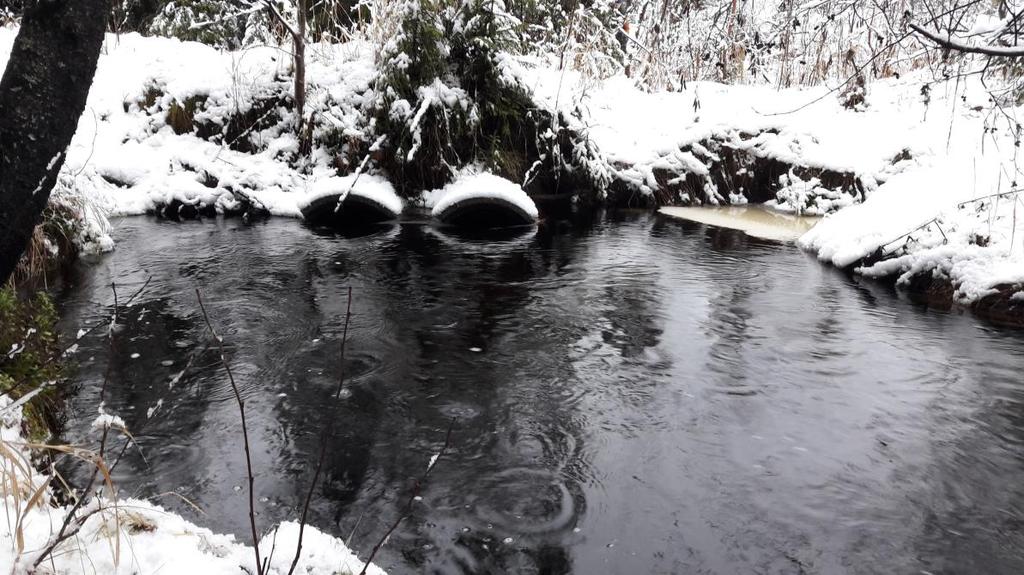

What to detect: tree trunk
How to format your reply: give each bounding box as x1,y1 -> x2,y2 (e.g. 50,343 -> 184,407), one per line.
294,0 -> 307,131
0,0 -> 107,285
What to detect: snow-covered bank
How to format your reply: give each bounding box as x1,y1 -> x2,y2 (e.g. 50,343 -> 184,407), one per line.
519,57 -> 1024,311
0,396 -> 384,574
0,28 -> 382,236
3,21 -> 1023,315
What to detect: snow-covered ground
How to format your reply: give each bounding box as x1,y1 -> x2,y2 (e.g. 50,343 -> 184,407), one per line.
518,59 -> 1024,304
3,24 -> 1022,306
0,396 -> 384,574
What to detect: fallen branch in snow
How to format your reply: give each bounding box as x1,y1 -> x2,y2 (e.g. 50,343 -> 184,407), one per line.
910,22 -> 1024,57
358,417 -> 457,575
196,288 -> 264,575
287,286 -> 353,575
876,217 -> 949,260
956,187 -> 1024,208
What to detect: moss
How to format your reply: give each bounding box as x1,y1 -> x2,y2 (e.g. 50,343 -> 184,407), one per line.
0,287 -> 65,440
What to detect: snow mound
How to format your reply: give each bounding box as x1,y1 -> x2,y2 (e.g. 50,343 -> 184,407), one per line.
429,173 -> 539,220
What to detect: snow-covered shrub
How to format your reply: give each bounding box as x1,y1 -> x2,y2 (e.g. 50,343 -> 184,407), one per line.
149,0 -> 252,47
0,2 -> 20,25
372,0 -> 457,192
507,0 -> 624,77
371,0 -> 608,197
838,73 -> 867,111
148,0 -> 294,48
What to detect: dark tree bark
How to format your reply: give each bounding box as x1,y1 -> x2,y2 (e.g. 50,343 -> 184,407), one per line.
0,0 -> 107,285
295,0 -> 306,128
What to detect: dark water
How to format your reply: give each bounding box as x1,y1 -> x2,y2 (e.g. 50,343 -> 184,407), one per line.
55,212 -> 1024,574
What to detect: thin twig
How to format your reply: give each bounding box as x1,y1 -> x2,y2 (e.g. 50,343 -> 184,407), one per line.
287,286 -> 353,575
358,418 -> 457,575
196,289 -> 263,575
263,0 -> 300,40
32,281 -> 125,568
957,187 -> 1024,208
2,276 -> 153,403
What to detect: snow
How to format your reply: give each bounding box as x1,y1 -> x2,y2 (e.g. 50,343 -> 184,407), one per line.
91,412 -> 126,431
794,80 -> 1024,303
428,172 -> 539,219
2,18 -> 1023,304
0,28 -> 383,231
510,55 -> 1024,304
0,395 -> 385,575
297,174 -> 404,216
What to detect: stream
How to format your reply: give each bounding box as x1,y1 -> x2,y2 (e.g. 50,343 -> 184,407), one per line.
55,212 -> 1024,574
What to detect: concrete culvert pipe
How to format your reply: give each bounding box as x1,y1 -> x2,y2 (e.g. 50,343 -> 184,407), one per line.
298,175 -> 403,228
431,173 -> 539,229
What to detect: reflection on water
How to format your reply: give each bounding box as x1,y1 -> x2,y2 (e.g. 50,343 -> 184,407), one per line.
56,213 -> 1024,574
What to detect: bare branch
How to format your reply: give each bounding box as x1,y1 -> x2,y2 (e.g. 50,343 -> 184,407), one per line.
910,22 -> 1024,57
287,286 -> 353,575
358,418 -> 457,575
264,0 -> 299,40
196,289 -> 264,575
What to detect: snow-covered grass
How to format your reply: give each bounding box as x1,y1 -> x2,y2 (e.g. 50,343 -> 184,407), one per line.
0,395 -> 385,574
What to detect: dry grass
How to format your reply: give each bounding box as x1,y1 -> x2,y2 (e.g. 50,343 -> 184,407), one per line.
7,194 -> 83,291
0,430 -> 128,569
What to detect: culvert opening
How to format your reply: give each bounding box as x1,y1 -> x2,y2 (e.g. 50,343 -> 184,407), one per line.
301,194 -> 398,227
435,196 -> 537,229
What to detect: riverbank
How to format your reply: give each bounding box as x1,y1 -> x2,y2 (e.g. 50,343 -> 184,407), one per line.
526,58 -> 1024,318
0,395 -> 385,574
2,24 -> 1023,317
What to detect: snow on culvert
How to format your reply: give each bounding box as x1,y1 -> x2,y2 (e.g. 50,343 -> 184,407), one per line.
429,173 -> 539,227
298,174 -> 403,225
